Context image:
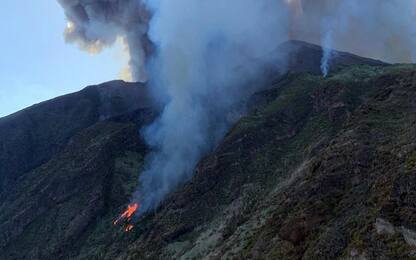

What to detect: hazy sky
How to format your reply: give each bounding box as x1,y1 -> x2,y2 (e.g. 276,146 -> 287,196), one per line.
0,0 -> 128,117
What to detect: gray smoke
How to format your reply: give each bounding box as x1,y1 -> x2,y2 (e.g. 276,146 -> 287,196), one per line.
57,0 -> 151,82
136,0 -> 290,212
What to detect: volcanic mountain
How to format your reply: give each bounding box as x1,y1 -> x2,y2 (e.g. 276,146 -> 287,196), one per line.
0,41 -> 415,259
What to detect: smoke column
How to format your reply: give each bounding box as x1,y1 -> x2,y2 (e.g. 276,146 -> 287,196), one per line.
319,1 -> 348,77
134,0 -> 290,211
320,24 -> 333,77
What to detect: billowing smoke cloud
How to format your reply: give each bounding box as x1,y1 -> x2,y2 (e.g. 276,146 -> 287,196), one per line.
136,0 -> 290,211
57,0 -> 152,82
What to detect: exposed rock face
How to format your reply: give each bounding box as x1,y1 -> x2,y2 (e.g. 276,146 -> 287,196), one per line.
0,41 -> 414,259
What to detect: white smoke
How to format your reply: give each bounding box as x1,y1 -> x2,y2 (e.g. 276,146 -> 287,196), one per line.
320,22 -> 333,77
136,0 -> 290,211
319,1 -> 350,77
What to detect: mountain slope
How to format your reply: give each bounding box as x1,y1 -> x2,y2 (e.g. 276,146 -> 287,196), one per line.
1,41 -> 414,259
116,65 -> 416,260
0,81 -> 150,194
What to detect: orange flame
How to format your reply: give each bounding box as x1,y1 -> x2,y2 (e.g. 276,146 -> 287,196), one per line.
113,203 -> 140,232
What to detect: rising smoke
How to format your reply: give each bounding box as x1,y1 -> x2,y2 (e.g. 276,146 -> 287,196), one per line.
136,0 -> 290,211
320,22 -> 333,77
57,0 -> 416,212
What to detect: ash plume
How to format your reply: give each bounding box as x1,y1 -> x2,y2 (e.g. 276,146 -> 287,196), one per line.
57,0 -> 152,82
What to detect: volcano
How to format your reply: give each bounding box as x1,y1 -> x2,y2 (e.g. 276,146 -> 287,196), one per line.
0,41 -> 415,259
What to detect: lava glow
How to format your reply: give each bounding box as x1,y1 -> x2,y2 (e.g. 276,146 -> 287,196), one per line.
113,203 -> 140,232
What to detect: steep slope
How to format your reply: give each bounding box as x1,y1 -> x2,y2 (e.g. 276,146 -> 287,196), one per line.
0,121 -> 146,259
1,41 -> 413,259
0,80 -> 150,193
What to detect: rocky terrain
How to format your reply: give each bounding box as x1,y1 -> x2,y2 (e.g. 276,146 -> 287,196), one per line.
0,41 -> 415,259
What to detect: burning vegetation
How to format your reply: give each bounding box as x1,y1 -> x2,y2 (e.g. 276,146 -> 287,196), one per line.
113,203 -> 140,232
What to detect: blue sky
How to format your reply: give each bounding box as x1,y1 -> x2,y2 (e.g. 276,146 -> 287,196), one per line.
0,0 -> 127,117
